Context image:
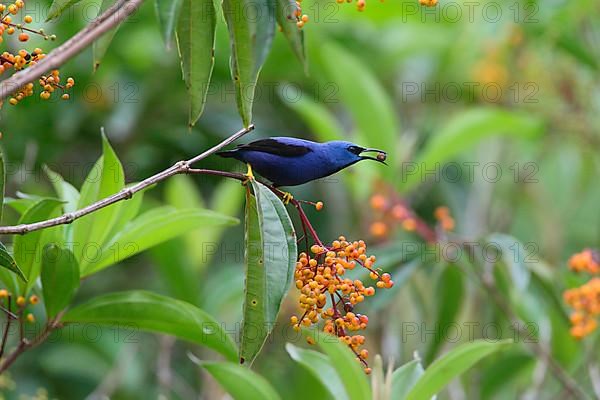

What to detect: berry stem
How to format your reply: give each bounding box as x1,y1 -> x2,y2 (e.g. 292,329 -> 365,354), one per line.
0,296 -> 13,359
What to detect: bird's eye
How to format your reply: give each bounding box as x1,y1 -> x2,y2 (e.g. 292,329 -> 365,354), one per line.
348,146 -> 363,155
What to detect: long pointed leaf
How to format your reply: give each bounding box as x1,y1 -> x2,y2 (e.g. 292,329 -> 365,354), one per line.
303,329 -> 371,400
83,206 -> 239,276
0,242 -> 26,283
222,0 -> 275,126
176,0 -> 216,126
13,198 -> 64,293
155,0 -> 184,49
275,0 -> 306,70
72,134 -> 125,272
192,360 -> 281,400
240,181 -> 297,365
41,245 -> 80,318
63,290 -> 238,361
406,340 -> 513,400
286,343 -> 348,400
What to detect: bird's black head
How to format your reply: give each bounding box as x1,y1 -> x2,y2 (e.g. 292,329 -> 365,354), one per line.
346,144 -> 388,165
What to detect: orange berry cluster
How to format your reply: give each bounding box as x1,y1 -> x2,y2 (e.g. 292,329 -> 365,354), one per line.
0,289 -> 38,324
564,278 -> 600,339
0,1 -> 73,107
281,0 -> 309,29
369,192 -> 454,240
290,236 -> 393,373
369,194 -> 417,238
434,206 -> 455,231
563,249 -> 600,339
568,248 -> 599,274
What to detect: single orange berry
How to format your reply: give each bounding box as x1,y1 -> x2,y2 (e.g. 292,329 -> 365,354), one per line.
16,296 -> 26,307
29,295 -> 39,305
24,15 -> 33,23
369,194 -> 387,211
26,313 -> 35,323
315,201 -> 324,211
402,218 -> 417,231
370,221 -> 388,237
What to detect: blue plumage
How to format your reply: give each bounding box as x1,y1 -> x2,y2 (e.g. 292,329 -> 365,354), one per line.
217,137 -> 386,187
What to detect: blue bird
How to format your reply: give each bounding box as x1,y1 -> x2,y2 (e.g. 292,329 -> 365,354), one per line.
217,137 -> 387,189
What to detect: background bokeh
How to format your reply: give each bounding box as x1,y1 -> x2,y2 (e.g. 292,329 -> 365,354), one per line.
1,0 -> 599,398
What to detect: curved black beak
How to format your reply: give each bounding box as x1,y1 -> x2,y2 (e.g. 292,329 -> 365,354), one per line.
360,148 -> 387,165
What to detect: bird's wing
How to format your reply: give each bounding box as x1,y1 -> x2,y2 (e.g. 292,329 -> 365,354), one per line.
237,138 -> 312,157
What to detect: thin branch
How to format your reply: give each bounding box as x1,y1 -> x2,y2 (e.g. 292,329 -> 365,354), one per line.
0,0 -> 143,100
0,296 -> 13,359
0,125 -> 255,235
0,310 -> 64,373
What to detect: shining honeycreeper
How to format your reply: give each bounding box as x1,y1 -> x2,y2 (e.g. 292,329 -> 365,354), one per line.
216,137 -> 387,187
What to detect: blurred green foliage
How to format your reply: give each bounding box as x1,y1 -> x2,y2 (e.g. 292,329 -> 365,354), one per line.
1,0 -> 600,398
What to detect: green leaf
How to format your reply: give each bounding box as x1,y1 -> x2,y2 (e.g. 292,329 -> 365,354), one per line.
275,0 -> 306,70
13,198 -> 64,293
240,181 -> 297,365
0,242 -> 27,283
222,0 -> 275,126
303,329 -> 371,400
43,165 -> 80,214
41,245 -> 80,318
104,184 -> 145,241
150,239 -> 199,304
406,340 -> 513,400
279,89 -> 344,143
63,291 -> 238,361
486,233 -> 531,293
426,265 -> 464,363
390,359 -> 425,400
155,0 -> 184,49
176,0 -> 216,127
166,175 -> 205,210
46,0 -> 82,21
286,343 -> 348,400
402,108 -> 544,192
192,360 -> 281,400
4,197 -> 36,215
72,134 -> 125,272
83,206 -> 238,276
166,176 -> 242,271
93,0 -> 121,71
317,41 -> 399,178
0,149 -> 5,223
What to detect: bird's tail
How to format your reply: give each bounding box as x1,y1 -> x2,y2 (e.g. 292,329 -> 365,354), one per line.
215,150 -> 237,158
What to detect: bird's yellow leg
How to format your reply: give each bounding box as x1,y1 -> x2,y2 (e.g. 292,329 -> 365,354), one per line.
242,163 -> 255,185
282,191 -> 294,205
